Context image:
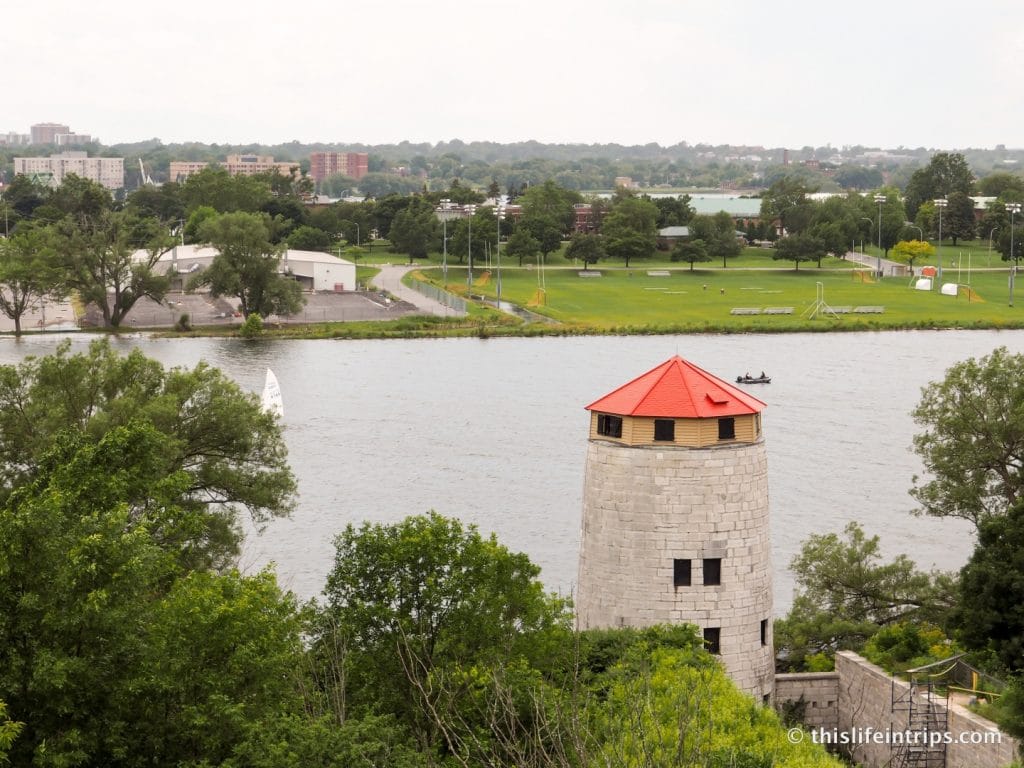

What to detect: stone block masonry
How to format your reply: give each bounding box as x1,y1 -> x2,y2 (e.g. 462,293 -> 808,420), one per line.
576,438 -> 773,700
779,653 -> 1018,768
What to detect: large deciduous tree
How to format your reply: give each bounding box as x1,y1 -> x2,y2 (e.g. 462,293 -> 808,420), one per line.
903,152 -> 975,221
0,423 -> 306,766
0,339 -> 296,567
565,232 -> 604,270
53,207 -> 174,328
388,198 -> 441,261
956,501 -> 1024,672
0,227 -> 63,335
941,191 -> 976,245
759,177 -> 816,235
772,233 -> 824,270
318,512 -> 569,751
891,239 -> 935,270
689,211 -> 742,267
912,346 -> 1024,528
503,228 -> 541,267
191,211 -> 305,318
601,194 -> 658,268
774,522 -> 956,671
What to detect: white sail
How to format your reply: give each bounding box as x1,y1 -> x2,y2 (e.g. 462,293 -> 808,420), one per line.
261,368 -> 284,418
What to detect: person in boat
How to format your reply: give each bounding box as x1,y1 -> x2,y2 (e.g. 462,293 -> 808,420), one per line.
745,372 -> 750,379
760,371 -> 765,379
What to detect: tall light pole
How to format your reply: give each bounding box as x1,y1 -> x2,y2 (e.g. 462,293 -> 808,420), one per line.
934,198 -> 947,287
873,194 -> 886,278
466,204 -> 476,289
495,203 -> 504,308
436,198 -> 452,287
989,226 -> 1000,268
1009,203 -> 1021,307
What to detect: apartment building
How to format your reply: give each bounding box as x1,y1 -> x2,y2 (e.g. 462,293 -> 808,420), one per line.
169,154 -> 299,182
309,152 -> 369,183
14,152 -> 124,190
30,123 -> 71,144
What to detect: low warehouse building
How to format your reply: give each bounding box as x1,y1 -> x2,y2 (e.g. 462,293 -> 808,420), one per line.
137,244 -> 357,293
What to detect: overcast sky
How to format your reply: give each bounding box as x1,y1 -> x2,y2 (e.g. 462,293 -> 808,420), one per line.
4,0 -> 1022,150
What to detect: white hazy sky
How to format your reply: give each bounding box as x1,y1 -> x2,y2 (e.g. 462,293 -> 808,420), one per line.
4,0 -> 1022,149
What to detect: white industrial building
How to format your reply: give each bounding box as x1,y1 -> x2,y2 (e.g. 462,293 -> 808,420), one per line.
138,244 -> 357,293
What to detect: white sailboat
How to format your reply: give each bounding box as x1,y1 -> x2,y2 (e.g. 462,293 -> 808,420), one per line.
261,368 -> 284,419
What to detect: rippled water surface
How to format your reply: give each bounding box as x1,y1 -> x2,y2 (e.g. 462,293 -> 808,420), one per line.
2,330 -> 1014,611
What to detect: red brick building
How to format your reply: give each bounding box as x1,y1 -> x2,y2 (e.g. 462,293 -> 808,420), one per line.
309,152 -> 369,183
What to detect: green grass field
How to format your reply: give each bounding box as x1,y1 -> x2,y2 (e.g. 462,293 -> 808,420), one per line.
418,263 -> 1024,332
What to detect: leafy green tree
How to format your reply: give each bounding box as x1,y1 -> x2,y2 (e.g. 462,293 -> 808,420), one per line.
601,194 -> 658,268
191,211 -> 305,318
891,239 -> 935,270
387,198 -> 441,262
833,165 -> 884,190
0,424 -> 187,765
0,174 -> 49,232
565,232 -> 604,270
956,501 -> 1024,672
0,700 -> 22,762
518,181 -> 578,261
128,569 -> 306,766
772,233 -> 824,270
51,208 -> 173,327
942,190 -> 977,245
0,227 -> 63,335
775,523 -> 955,671
504,228 -> 540,266
672,238 -> 710,270
911,347 -> 1024,528
651,194 -> 694,228
903,152 -> 975,220
124,182 -> 186,224
0,339 -> 296,567
759,176 -> 816,235
179,166 -> 272,214
690,211 -> 742,267
318,512 -> 570,750
288,224 -> 334,251
977,171 -> 1024,198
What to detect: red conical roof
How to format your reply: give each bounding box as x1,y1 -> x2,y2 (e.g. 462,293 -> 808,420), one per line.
585,355 -> 766,418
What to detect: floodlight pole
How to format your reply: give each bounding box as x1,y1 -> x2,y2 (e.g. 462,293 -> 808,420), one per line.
1009,203 -> 1021,307
874,194 -> 886,279
934,198 -> 947,290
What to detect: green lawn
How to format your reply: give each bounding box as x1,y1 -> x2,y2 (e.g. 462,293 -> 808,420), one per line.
418,264 -> 1024,332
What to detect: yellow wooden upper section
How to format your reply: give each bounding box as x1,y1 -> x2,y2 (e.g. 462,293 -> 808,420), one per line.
588,412 -> 762,448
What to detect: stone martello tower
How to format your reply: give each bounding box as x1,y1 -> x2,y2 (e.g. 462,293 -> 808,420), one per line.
576,355 -> 774,700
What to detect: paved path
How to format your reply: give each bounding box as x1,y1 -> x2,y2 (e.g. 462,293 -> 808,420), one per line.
373,264 -> 466,317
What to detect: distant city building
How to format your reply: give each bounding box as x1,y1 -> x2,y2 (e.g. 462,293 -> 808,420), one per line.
0,132 -> 30,146
13,151 -> 124,190
614,176 -> 636,188
55,132 -> 94,146
169,154 -> 300,182
309,152 -> 369,183
30,123 -> 71,144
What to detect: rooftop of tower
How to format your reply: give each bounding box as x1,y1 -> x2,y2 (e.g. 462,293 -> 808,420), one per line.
585,355 -> 767,418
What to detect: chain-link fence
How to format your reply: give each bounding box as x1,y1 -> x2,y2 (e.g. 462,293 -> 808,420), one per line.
407,278 -> 467,313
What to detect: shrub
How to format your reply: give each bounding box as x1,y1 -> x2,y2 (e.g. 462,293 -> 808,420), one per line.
239,313 -> 263,338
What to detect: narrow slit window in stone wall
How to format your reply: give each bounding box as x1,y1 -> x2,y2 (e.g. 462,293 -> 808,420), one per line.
703,557 -> 721,586
673,558 -> 691,586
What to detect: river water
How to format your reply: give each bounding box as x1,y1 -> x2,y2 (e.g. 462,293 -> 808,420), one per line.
0,330 -> 1014,612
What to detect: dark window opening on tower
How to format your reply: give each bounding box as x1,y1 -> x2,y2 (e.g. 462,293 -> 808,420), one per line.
718,417 -> 735,440
597,414 -> 623,438
761,618 -> 768,646
654,419 -> 675,442
673,558 -> 691,586
703,627 -> 721,654
703,558 -> 721,585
